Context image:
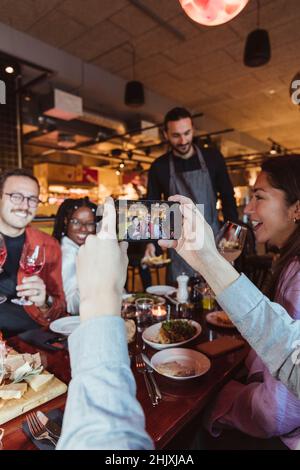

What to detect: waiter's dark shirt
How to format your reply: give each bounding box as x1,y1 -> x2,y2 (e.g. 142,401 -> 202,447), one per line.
147,145 -> 238,222
0,233 -> 39,337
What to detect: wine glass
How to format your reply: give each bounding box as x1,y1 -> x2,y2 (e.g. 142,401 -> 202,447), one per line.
216,221 -> 248,263
0,235 -> 7,305
201,222 -> 248,309
11,245 -> 45,306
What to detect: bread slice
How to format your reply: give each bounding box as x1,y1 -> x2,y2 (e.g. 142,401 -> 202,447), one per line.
0,383 -> 27,400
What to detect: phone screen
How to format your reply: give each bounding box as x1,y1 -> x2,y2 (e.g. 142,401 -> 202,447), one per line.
115,200 -> 182,242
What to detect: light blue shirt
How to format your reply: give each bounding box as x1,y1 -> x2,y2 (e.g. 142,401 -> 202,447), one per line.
57,316 -> 153,450
217,274 -> 300,399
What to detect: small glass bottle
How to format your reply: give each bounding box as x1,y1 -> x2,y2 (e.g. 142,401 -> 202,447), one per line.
202,285 -> 215,311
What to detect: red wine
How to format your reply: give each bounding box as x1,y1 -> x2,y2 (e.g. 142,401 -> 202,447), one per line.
21,262 -> 44,275
0,248 -> 7,267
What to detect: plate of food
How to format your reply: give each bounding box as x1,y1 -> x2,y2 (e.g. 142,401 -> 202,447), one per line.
142,319 -> 201,350
146,285 -> 177,296
151,348 -> 211,380
206,311 -> 236,329
141,255 -> 171,266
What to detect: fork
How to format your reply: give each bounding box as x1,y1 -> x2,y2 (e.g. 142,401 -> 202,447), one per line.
26,412 -> 58,446
135,354 -> 158,406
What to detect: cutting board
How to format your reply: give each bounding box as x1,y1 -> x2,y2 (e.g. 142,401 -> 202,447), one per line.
0,371 -> 67,425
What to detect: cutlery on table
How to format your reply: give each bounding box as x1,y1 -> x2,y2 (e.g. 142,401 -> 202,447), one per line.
36,410 -> 62,440
142,353 -> 162,401
26,411 -> 58,446
135,354 -> 158,406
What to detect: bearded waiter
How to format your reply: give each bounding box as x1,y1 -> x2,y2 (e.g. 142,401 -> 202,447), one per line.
145,107 -> 238,283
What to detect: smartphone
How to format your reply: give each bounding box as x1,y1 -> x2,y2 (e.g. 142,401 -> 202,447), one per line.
115,200 -> 182,242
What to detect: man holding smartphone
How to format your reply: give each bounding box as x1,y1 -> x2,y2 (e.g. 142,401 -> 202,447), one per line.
145,107 -> 238,283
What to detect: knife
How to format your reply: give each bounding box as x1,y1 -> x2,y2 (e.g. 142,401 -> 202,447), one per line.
142,353 -> 162,401
36,411 -> 62,440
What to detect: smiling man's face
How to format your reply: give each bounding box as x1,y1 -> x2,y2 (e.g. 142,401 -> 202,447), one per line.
164,117 -> 195,159
0,176 -> 39,236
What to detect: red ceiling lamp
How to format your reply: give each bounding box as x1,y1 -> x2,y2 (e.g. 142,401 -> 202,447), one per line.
178,0 -> 249,26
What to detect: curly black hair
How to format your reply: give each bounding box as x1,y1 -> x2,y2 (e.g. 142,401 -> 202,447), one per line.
52,197 -> 98,243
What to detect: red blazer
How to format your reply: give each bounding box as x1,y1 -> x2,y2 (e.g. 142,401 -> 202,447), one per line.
17,226 -> 66,327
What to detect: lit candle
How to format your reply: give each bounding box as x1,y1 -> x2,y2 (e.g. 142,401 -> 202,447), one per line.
152,305 -> 167,322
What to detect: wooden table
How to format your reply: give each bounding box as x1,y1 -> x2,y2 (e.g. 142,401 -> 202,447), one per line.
2,311 -> 248,450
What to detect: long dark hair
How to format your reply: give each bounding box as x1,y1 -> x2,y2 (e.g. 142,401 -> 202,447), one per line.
262,155 -> 300,300
53,197 -> 98,243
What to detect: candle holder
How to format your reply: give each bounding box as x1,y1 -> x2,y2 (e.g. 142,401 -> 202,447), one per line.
151,305 -> 170,323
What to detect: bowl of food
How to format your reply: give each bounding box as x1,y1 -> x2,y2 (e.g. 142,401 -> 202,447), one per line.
151,348 -> 211,380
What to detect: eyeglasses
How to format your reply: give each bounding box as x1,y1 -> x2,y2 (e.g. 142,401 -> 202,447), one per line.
4,192 -> 40,208
69,218 -> 96,231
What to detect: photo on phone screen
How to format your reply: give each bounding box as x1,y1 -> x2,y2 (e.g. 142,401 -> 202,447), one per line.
115,200 -> 182,242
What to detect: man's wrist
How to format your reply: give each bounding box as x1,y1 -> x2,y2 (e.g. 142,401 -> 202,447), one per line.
80,290 -> 122,321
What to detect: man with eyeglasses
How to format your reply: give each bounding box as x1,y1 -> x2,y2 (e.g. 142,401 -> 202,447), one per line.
0,168 -> 66,338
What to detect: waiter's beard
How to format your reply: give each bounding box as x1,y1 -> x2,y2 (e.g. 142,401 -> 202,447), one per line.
171,142 -> 194,159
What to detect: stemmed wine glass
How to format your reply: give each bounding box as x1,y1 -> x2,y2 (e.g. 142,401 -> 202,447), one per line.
0,234 -> 7,305
215,221 -> 248,263
11,245 -> 45,306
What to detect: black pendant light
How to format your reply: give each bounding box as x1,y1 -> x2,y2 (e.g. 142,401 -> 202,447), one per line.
244,0 -> 271,67
124,44 -> 144,107
125,80 -> 144,107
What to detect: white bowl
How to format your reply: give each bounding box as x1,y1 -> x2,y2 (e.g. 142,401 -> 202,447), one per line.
151,348 -> 211,380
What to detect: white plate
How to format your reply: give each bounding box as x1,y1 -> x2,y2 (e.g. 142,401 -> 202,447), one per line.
49,316 -> 80,336
151,348 -> 211,380
146,285 -> 177,296
206,311 -> 236,329
50,316 -> 136,343
142,320 -> 201,350
122,293 -> 165,305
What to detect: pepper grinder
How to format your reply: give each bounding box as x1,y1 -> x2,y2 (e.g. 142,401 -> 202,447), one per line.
176,273 -> 189,303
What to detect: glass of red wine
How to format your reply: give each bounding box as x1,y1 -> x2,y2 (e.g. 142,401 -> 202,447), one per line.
0,234 -> 7,305
11,245 -> 45,306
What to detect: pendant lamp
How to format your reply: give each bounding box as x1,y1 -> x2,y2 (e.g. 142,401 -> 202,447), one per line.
178,0 -> 249,26
244,0 -> 271,67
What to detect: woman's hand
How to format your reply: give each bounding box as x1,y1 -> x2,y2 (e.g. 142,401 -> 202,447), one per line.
77,197 -> 128,322
159,195 -> 239,296
158,195 -> 217,271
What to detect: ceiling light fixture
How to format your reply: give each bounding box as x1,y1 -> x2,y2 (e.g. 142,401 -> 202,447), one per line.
268,138 -> 283,156
124,43 -> 144,107
5,65 -> 14,74
244,0 -> 271,67
178,0 -> 249,26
